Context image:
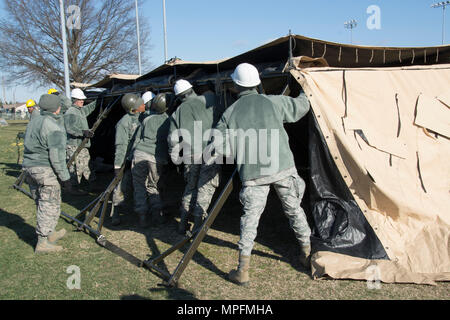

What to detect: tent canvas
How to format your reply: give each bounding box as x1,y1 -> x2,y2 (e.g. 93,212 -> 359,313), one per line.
85,34 -> 449,285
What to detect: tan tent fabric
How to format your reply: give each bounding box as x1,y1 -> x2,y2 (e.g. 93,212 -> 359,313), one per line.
291,64 -> 450,284
414,93 -> 450,139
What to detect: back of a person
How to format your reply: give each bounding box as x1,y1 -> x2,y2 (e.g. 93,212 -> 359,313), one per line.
23,114 -> 51,167
225,91 -> 294,181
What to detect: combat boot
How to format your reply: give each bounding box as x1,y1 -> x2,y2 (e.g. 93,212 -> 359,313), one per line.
111,206 -> 121,226
192,215 -> 204,234
35,236 -> 63,254
299,244 -> 311,269
177,211 -> 189,235
228,253 -> 251,286
138,213 -> 148,228
48,228 -> 66,243
152,210 -> 166,226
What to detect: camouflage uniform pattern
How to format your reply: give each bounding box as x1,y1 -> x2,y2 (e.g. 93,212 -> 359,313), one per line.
25,167 -> 61,237
180,164 -> 202,218
192,163 -> 221,218
238,173 -> 311,256
112,166 -> 133,207
66,145 -> 95,184
131,150 -> 167,215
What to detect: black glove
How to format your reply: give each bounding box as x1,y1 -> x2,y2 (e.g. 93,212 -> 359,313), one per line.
17,132 -> 25,139
82,130 -> 94,138
114,168 -> 121,177
61,179 -> 72,191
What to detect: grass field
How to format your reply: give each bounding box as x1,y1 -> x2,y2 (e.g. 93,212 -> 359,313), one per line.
0,120 -> 448,300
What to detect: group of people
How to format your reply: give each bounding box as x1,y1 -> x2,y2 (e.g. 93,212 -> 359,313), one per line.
21,62 -> 313,286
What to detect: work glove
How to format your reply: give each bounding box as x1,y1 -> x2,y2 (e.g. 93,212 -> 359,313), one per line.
82,130 -> 94,138
61,179 -> 72,191
17,132 -> 25,139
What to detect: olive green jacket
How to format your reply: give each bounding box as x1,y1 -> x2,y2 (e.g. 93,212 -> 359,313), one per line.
214,89 -> 310,184
22,111 -> 70,182
64,100 -> 97,148
134,112 -> 170,164
114,112 -> 143,168
168,91 -> 223,162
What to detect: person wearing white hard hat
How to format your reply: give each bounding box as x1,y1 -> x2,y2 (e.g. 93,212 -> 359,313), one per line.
168,79 -> 225,235
142,91 -> 155,111
210,62 -> 313,286
63,88 -> 98,191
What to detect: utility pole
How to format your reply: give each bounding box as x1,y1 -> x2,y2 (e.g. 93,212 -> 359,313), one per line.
344,19 -> 358,44
163,0 -> 168,63
59,0 -> 71,98
432,1 -> 450,45
135,0 -> 142,75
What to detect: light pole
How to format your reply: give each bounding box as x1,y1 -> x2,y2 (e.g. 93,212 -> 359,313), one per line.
344,19 -> 358,44
431,1 -> 450,45
163,0 -> 168,63
135,0 -> 142,75
59,0 -> 71,98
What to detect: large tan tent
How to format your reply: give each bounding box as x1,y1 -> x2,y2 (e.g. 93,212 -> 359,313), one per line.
86,35 -> 449,285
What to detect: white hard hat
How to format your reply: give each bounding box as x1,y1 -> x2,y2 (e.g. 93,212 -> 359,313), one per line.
142,91 -> 155,104
174,79 -> 193,96
71,88 -> 87,100
231,63 -> 261,88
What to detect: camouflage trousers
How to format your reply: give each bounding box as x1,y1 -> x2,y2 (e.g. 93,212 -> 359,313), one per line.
131,150 -> 167,215
24,167 -> 61,237
238,173 -> 311,256
181,163 -> 221,218
66,145 -> 96,185
112,165 -> 133,207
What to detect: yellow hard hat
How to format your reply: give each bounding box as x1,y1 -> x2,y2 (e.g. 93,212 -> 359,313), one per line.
26,99 -> 36,108
48,88 -> 58,95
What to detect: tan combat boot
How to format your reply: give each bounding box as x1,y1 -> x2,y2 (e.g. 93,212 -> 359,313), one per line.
48,229 -> 66,243
35,236 -> 63,254
228,253 -> 251,286
299,244 -> 311,269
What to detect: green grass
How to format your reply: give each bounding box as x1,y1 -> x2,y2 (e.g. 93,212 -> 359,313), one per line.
0,120 -> 448,300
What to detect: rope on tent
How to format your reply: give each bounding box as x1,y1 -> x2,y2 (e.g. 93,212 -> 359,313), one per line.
370,49 -> 374,63
383,50 -> 386,64
321,43 -> 327,58
338,46 -> 342,62
411,50 -> 415,64
399,50 -> 402,63
424,49 -> 427,63
311,41 -> 315,57
436,48 -> 439,63
355,48 -> 359,63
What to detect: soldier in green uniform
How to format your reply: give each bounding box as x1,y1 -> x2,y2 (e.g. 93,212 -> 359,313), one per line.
132,93 -> 170,226
210,63 -> 312,286
63,88 -> 97,189
168,80 -> 223,235
111,93 -> 146,226
22,94 -> 72,253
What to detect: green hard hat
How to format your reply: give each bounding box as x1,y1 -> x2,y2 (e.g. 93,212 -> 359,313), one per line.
121,93 -> 144,113
151,93 -> 168,114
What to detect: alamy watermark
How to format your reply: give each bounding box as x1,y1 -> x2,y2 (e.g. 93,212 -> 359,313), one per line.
66,265 -> 81,290
66,5 -> 81,30
169,121 -> 281,176
367,5 -> 381,30
366,265 -> 381,290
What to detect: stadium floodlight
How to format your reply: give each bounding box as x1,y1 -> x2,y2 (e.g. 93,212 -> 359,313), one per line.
431,1 -> 450,44
344,19 -> 358,44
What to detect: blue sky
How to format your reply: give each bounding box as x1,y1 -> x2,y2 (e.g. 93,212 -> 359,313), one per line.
1,0 -> 448,103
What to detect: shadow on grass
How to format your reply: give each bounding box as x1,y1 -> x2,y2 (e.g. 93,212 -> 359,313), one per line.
0,208 -> 36,248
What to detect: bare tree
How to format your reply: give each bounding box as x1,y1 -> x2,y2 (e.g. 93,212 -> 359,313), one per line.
0,0 -> 151,89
